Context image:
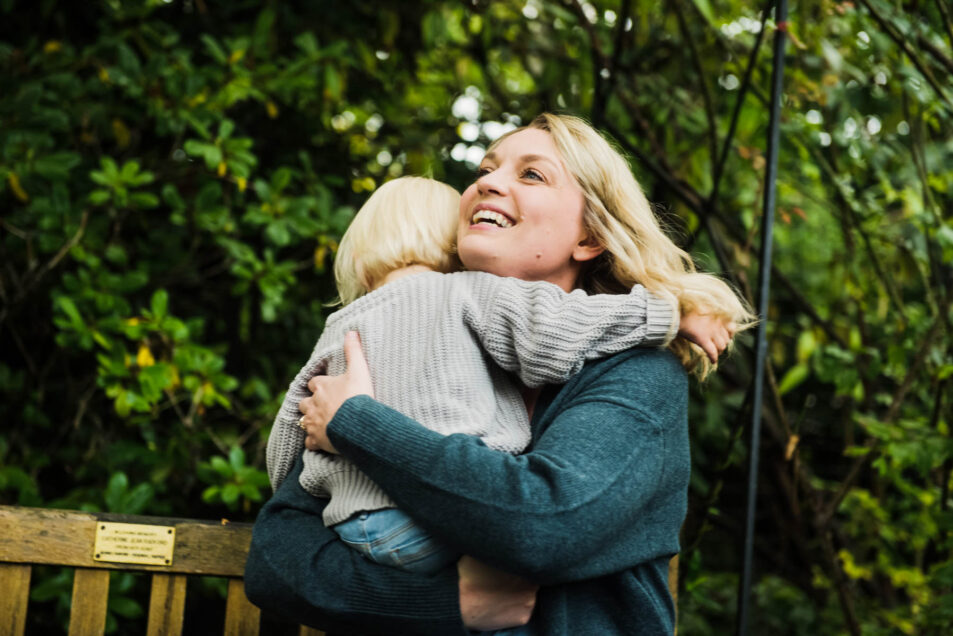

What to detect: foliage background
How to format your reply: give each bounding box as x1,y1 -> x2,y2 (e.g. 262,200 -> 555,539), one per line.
1,0 -> 951,633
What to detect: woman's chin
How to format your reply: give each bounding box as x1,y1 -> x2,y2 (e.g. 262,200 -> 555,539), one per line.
458,244 -> 505,275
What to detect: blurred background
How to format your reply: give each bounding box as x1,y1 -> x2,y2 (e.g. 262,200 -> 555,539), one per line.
1,0 -> 951,633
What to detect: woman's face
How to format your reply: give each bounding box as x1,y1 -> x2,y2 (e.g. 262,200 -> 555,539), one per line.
457,128 -> 602,291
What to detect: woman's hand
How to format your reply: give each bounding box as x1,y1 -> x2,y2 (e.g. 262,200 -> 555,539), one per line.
458,555 -> 538,630
678,312 -> 735,363
298,331 -> 373,454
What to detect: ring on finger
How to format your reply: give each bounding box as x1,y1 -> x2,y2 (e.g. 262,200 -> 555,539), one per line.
298,416 -> 307,431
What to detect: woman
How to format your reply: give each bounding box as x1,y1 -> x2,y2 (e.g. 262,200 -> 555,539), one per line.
244,113 -> 752,634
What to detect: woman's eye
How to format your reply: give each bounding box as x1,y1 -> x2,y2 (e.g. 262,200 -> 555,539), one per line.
522,168 -> 544,181
476,166 -> 492,177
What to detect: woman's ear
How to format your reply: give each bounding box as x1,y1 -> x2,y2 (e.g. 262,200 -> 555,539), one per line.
572,234 -> 605,263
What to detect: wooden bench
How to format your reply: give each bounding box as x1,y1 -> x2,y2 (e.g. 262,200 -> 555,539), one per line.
1,505 -> 679,634
0,505 -> 323,635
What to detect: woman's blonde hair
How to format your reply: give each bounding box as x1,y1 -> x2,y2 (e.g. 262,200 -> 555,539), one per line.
334,176 -> 460,305
489,113 -> 755,378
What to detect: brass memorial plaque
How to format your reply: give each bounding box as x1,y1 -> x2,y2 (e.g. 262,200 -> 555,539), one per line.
93,522 -> 175,566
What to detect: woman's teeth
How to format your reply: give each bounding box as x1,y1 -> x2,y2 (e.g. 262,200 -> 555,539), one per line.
472,210 -> 514,228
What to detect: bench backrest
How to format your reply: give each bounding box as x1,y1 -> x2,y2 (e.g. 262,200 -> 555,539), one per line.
2,505 -> 679,634
0,505 -> 322,636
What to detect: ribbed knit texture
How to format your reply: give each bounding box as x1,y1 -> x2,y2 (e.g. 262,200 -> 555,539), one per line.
245,348 -> 691,635
266,270 -> 676,526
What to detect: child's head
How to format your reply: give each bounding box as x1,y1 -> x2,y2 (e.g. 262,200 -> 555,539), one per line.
334,176 -> 461,305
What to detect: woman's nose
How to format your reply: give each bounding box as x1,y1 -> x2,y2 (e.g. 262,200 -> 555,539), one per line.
476,170 -> 506,196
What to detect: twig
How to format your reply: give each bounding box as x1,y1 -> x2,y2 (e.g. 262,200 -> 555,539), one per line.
819,528 -> 862,635
708,0 -> 774,205
0,218 -> 29,240
609,0 -> 633,80
6,322 -> 37,378
916,33 -> 953,76
595,0 -> 633,125
935,375 -> 952,560
603,118 -> 705,212
163,387 -> 192,427
817,314 -> 946,526
606,116 -> 851,352
673,0 -> 719,182
682,383 -> 755,555
807,146 -> 908,324
699,213 -> 745,292
72,382 -> 99,430
936,0 -> 953,49
773,267 -> 848,349
612,89 -> 677,182
908,95 -> 944,226
0,209 -> 90,329
567,0 -> 612,125
857,0 -> 953,107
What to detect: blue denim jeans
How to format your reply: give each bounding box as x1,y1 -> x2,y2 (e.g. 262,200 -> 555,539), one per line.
333,508 -> 458,575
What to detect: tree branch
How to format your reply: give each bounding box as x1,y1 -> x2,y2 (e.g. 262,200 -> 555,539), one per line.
936,0 -> 953,50
0,209 -> 90,330
817,313 -> 946,527
806,146 -> 908,324
708,0 -> 773,206
603,117 -> 706,212
818,528 -> 862,635
857,0 -> 953,107
672,0 -> 719,182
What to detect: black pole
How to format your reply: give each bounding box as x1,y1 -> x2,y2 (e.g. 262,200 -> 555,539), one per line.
736,2 -> 788,635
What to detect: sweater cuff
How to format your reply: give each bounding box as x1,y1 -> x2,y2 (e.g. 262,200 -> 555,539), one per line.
643,291 -> 679,346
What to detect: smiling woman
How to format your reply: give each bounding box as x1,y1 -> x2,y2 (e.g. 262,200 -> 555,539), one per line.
458,128 -> 601,294
246,113 -> 754,635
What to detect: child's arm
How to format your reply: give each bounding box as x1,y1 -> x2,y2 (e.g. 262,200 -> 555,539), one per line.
461,273 -> 678,388
266,345 -> 331,490
266,382 -> 309,491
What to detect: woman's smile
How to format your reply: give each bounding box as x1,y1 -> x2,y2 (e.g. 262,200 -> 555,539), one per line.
469,204 -> 515,229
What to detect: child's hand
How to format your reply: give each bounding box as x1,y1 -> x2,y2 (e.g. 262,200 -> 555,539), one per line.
678,312 -> 735,364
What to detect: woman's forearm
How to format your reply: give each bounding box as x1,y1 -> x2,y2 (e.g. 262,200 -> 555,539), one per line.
245,459 -> 467,634
326,350 -> 688,585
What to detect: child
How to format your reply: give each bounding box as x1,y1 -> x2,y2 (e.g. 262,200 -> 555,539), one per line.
267,176 -> 723,574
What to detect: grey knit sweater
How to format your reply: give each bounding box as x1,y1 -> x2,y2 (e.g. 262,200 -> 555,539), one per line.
266,270 -> 676,526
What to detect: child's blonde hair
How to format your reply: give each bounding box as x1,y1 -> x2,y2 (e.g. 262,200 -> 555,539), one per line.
489,114 -> 756,378
334,176 -> 461,305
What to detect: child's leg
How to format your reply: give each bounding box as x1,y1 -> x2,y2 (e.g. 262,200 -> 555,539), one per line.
332,508 -> 458,575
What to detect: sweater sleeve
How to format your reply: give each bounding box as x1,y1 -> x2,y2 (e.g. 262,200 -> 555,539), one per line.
245,457 -> 467,635
327,349 -> 689,585
266,339 -> 333,490
461,274 -> 678,388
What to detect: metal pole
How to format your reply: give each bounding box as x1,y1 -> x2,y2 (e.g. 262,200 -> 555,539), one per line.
736,1 -> 788,635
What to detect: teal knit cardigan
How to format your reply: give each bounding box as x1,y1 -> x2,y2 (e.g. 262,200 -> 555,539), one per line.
245,347 -> 689,635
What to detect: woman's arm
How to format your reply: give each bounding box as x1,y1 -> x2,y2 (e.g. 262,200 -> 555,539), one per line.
245,457 -> 468,634
318,347 -> 690,585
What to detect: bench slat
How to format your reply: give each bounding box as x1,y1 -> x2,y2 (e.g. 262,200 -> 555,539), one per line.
69,568 -> 110,636
224,578 -> 260,636
147,573 -> 187,636
0,505 -> 252,577
299,626 -> 326,636
0,563 -> 31,636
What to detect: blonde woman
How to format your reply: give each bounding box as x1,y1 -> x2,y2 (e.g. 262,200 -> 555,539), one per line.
247,114 -> 754,634
268,176 -> 729,576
